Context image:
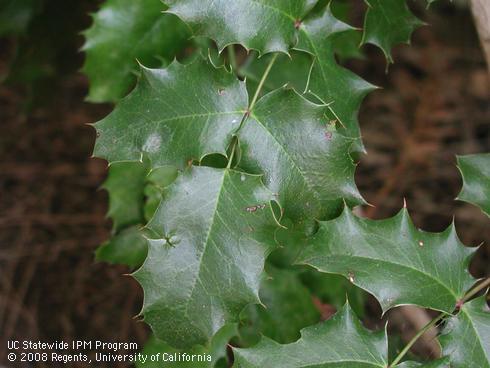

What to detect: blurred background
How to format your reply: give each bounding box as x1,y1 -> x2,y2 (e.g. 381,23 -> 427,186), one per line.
0,0 -> 489,366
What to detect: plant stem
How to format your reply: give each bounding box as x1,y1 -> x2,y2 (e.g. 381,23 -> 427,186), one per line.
389,277 -> 490,367
226,53 -> 278,169
389,312 -> 445,367
228,45 -> 237,71
227,136 -> 238,169
248,53 -> 278,111
460,277 -> 490,304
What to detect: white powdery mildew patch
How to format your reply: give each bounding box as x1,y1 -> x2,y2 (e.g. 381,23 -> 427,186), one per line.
143,133 -> 161,153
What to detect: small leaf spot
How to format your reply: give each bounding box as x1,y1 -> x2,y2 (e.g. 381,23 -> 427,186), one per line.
418,240 -> 424,247
218,88 -> 225,96
348,271 -> 355,283
245,204 -> 266,213
240,174 -> 246,182
324,131 -> 333,140
294,19 -> 302,29
168,235 -> 180,245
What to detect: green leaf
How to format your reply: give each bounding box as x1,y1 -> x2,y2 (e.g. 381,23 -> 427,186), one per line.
98,162 -> 178,268
144,166 -> 179,221
361,0 -> 424,63
82,0 -> 191,102
102,161 -> 149,231
300,270 -> 366,317
331,29 -> 364,61
440,296 -> 490,368
241,51 -> 313,100
456,154 -> 490,217
396,359 -> 450,368
96,226 -> 148,268
137,325 -> 237,368
298,207 -> 476,314
329,0 -> 364,60
234,303 -> 387,367
239,267 -> 320,345
94,59 -> 247,169
235,302 -> 445,367
239,88 -> 364,222
134,166 -> 280,348
241,8 -> 372,148
296,6 -> 376,148
164,0 -> 318,54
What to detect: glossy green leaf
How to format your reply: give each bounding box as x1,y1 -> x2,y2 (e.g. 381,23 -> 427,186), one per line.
134,166 -> 280,348
440,296 -> 490,368
136,325 -> 237,368
241,51 -> 313,100
82,0 -> 191,102
234,302 -> 445,367
234,303 -> 387,367
298,207 -> 476,314
102,161 -> 149,231
296,6 -> 376,148
98,162 -> 178,268
96,226 -> 148,268
144,166 -> 179,221
331,30 -> 364,61
239,267 -> 320,345
361,0 -> 424,63
239,88 -> 364,222
94,59 -> 247,169
164,0 -> 318,54
457,154 -> 490,217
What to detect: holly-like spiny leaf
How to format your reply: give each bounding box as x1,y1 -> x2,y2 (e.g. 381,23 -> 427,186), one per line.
241,51 -> 313,100
234,303 -> 388,367
134,166 -> 280,348
298,207 -> 476,314
96,226 -> 148,268
440,295 -> 490,368
456,154 -> 490,217
82,0 -> 191,102
102,161 -> 149,231
143,166 -> 179,221
95,58 -> 364,223
361,0 -> 424,63
239,87 -> 365,222
164,0 -> 319,55
240,7 -> 373,149
98,162 -> 178,268
296,6 -> 376,149
136,324 -> 237,368
94,60 -> 247,170
239,267 -> 320,345
234,302 -> 450,367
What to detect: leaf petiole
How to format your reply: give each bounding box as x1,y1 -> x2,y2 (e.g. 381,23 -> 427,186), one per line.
227,53 -> 279,168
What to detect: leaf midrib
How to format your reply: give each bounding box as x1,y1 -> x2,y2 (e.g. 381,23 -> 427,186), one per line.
303,253 -> 459,308
248,111 -> 324,206
182,170 -> 228,334
461,307 -> 490,366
